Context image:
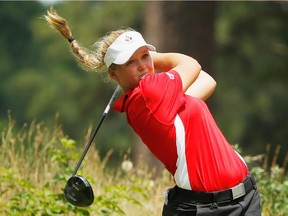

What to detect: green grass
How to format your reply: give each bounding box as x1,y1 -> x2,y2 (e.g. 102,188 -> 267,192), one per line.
0,116 -> 287,215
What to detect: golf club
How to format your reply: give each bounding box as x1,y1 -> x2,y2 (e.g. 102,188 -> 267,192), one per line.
64,85 -> 121,207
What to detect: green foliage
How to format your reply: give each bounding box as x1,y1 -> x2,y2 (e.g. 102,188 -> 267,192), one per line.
0,1 -> 142,164
1,116 -> 288,215
0,169 -> 67,215
0,118 -> 151,215
252,166 -> 288,216
214,2 -> 288,159
0,1 -> 287,166
0,2 -> 288,214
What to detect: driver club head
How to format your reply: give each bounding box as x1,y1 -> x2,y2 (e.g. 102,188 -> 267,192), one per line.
64,175 -> 94,207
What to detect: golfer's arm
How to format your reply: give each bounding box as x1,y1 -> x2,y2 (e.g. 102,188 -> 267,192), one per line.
151,52 -> 201,92
185,70 -> 217,101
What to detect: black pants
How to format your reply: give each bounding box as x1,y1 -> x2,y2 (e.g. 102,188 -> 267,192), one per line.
162,175 -> 262,216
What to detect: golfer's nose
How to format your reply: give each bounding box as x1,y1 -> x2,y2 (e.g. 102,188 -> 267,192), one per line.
138,60 -> 146,71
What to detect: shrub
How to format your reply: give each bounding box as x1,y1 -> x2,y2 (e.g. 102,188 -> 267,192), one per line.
0,117 -> 151,215
0,116 -> 287,215
251,145 -> 288,216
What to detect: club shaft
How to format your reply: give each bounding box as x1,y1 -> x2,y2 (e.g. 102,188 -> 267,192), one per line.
72,85 -> 121,175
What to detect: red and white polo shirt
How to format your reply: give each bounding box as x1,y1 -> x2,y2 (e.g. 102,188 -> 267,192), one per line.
113,70 -> 248,192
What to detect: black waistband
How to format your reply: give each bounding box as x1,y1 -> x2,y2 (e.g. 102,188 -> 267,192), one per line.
170,174 -> 257,204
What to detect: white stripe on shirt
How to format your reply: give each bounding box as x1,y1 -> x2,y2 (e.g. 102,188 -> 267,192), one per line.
174,115 -> 191,190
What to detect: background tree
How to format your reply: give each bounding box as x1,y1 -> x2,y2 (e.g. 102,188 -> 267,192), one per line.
213,2 -> 288,163
0,1 -> 287,168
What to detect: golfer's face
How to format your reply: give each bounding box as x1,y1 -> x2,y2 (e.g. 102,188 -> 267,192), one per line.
110,47 -> 154,91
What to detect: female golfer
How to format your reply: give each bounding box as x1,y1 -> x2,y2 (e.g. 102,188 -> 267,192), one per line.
45,8 -> 261,216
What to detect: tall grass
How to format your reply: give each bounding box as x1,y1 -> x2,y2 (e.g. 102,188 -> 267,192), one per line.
0,115 -> 172,215
0,115 -> 287,215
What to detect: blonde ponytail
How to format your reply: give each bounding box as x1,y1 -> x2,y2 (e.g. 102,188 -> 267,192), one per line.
44,7 -> 73,41
44,8 -> 134,74
44,7 -> 101,72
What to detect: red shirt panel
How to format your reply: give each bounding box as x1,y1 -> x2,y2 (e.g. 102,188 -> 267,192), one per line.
113,70 -> 248,192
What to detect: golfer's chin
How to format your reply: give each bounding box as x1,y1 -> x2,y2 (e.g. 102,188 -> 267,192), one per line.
122,82 -> 140,92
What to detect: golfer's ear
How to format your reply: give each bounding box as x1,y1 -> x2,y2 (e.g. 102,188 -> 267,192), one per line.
108,68 -> 118,81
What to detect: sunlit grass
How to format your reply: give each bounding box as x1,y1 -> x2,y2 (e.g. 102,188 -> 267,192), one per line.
0,115 -> 173,215
0,115 -> 287,215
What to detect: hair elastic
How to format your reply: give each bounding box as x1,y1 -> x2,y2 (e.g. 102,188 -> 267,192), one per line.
68,37 -> 75,43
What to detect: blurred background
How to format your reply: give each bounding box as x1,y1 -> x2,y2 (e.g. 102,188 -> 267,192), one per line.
0,1 -> 287,169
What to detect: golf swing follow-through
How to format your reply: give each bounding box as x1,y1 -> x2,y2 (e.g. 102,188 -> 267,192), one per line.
45,7 -> 262,215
